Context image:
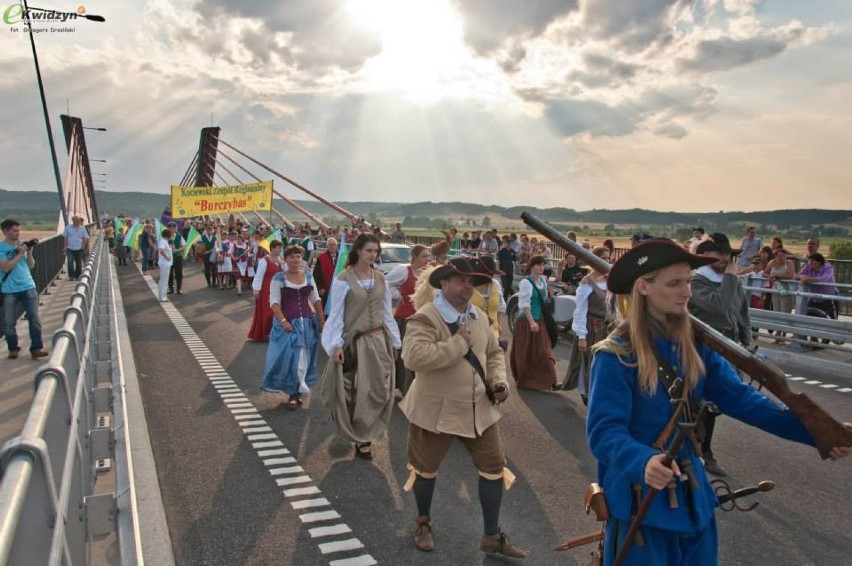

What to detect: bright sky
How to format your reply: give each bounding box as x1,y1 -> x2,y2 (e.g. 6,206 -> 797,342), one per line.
1,0 -> 851,212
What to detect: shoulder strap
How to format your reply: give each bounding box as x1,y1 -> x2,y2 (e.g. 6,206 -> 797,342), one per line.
445,320 -> 495,404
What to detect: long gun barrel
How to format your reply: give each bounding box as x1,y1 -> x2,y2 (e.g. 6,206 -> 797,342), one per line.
521,211 -> 852,459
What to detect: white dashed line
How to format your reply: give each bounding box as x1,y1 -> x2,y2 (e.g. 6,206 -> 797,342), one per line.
139,268 -> 375,565
787,376 -> 849,393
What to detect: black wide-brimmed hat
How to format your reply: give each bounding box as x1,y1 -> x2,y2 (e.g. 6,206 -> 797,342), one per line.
695,232 -> 740,255
429,257 -> 492,288
474,255 -> 505,277
608,238 -> 716,294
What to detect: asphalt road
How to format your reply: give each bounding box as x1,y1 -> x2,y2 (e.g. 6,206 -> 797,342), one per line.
118,262 -> 852,566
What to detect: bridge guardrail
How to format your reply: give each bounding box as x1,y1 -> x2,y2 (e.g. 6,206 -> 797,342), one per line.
0,233 -> 142,565
743,275 -> 851,352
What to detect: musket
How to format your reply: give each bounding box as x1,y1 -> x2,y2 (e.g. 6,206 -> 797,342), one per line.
521,211 -> 852,460
614,420 -> 696,566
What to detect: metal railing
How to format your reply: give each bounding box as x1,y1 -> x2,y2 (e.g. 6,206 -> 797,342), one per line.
0,233 -> 135,565
743,275 -> 852,352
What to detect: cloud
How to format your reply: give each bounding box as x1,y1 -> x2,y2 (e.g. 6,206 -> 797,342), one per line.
454,0 -> 579,55
581,0 -> 690,53
675,21 -> 834,73
190,0 -> 382,72
544,99 -> 637,138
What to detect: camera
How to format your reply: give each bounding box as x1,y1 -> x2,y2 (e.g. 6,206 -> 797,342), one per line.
23,238 -> 39,249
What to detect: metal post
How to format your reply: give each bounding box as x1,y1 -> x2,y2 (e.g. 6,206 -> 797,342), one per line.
22,0 -> 67,227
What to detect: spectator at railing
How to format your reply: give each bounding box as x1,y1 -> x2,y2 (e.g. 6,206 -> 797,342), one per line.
796,253 -> 839,319
770,236 -> 784,254
736,226 -> 762,269
765,248 -> 796,342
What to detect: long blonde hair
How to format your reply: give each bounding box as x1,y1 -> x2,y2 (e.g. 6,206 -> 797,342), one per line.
596,269 -> 705,395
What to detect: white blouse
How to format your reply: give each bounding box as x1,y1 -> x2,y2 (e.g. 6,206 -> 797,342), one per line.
269,273 -> 321,308
518,276 -> 547,311
252,256 -> 280,292
571,279 -> 607,339
321,275 -> 402,354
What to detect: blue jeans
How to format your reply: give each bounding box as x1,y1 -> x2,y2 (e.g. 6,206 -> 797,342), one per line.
3,287 -> 43,353
66,249 -> 83,279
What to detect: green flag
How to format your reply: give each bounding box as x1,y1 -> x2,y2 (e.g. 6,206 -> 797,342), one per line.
183,226 -> 201,259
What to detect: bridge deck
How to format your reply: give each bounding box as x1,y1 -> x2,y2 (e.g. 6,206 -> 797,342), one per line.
4,258 -> 851,564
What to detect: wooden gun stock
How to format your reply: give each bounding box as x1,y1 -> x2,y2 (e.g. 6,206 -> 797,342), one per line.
520,211 -> 852,459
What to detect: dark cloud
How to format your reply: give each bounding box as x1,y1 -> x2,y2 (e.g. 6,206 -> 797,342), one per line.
568,52 -> 642,89
675,35 -> 792,73
191,0 -> 382,71
652,122 -> 687,139
544,99 -> 637,138
582,0 -> 688,52
540,81 -> 716,140
454,0 -> 578,55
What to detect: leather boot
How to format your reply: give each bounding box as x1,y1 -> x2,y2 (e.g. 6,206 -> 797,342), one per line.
480,531 -> 526,558
703,452 -> 727,477
414,515 -> 435,552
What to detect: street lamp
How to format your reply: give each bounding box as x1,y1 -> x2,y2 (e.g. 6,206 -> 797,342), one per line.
90,159 -> 107,163
93,172 -> 107,176
20,0 -> 105,226
83,127 -> 107,131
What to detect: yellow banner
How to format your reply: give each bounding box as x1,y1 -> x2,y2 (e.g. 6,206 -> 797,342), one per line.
170,181 -> 273,217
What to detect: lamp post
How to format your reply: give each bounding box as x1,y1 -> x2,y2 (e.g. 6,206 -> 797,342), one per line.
90,159 -> 106,163
20,1 -> 105,226
83,127 -> 107,131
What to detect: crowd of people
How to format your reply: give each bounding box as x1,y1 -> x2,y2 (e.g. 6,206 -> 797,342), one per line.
92,214 -> 851,562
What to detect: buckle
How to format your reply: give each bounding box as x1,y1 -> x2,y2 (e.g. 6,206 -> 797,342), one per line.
667,377 -> 683,399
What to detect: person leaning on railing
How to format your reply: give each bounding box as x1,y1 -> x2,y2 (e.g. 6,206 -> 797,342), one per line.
796,252 -> 839,319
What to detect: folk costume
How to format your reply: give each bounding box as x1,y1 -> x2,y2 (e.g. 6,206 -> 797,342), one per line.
312,248 -> 338,310
469,256 -> 507,341
248,254 -> 281,341
167,230 -> 185,294
319,267 -> 400,445
260,271 -> 321,403
387,263 -> 419,393
510,274 -> 557,390
399,258 -> 525,558
587,240 -> 815,566
565,277 -> 613,398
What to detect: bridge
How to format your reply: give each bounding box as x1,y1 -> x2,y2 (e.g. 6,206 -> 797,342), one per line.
2,122 -> 851,565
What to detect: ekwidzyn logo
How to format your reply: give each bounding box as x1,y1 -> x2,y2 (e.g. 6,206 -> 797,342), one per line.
4,3 -> 89,25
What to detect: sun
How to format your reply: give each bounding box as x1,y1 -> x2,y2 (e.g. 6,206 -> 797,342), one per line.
344,0 -> 471,102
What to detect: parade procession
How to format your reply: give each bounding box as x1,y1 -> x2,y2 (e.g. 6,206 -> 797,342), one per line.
3,2 -> 852,565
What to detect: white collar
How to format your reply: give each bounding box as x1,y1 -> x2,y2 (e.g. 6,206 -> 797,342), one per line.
434,293 -> 478,324
696,265 -> 724,283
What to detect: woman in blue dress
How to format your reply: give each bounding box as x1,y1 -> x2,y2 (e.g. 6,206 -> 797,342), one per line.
261,245 -> 326,409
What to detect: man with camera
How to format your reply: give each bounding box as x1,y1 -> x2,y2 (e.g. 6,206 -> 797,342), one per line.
1,219 -> 48,360
62,215 -> 90,280
398,258 -> 525,558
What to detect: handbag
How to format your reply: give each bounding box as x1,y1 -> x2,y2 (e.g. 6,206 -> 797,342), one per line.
342,343 -> 358,373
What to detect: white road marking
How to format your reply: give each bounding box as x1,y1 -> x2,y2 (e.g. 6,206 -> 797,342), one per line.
292,498 -> 331,510
310,524 -> 352,538
329,556 -> 376,566
300,510 -> 342,523
139,269 -> 376,565
319,538 -> 364,554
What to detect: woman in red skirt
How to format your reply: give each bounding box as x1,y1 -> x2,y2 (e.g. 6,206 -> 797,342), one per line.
248,239 -> 283,341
